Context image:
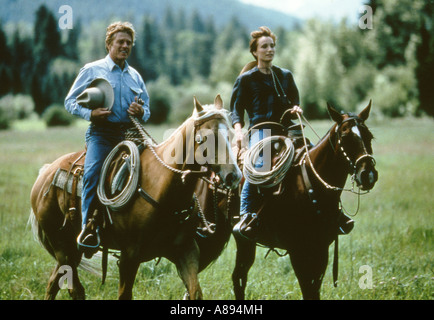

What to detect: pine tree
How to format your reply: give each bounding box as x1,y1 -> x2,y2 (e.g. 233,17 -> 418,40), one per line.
190,10 -> 205,33
64,20 -> 81,61
0,22 -> 12,97
416,0 -> 434,116
32,5 -> 64,114
33,5 -> 63,61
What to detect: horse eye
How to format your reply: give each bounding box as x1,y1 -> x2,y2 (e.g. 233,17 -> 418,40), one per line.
195,134 -> 207,144
195,134 -> 203,144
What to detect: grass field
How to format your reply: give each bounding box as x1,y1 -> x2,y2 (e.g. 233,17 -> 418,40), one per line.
0,116 -> 432,300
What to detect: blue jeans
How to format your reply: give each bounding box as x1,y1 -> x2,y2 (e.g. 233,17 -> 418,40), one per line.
81,124 -> 124,227
240,129 -> 270,215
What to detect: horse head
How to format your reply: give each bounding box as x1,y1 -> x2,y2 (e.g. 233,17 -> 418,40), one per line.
191,95 -> 242,190
327,101 -> 378,191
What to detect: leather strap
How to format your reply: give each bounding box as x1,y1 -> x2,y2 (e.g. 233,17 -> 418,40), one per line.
137,186 -> 160,208
68,167 -> 82,222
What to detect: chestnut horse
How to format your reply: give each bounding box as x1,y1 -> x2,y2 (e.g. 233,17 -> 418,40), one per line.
29,95 -> 241,300
193,102 -> 378,300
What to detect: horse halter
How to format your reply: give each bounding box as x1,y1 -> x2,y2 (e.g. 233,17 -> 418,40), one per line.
142,111 -> 230,184
332,115 -> 376,175
192,109 -> 234,162
193,112 -> 227,146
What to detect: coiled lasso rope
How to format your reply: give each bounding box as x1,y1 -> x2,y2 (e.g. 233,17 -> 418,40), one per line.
243,135 -> 295,188
97,140 -> 141,211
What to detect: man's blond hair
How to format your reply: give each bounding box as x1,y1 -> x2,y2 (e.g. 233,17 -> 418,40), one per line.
105,21 -> 136,52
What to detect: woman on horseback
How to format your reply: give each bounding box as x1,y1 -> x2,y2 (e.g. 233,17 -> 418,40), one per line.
230,26 -> 303,240
231,26 -> 353,240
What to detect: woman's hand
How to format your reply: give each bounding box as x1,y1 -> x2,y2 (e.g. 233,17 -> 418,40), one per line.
289,105 -> 303,119
291,105 -> 303,115
234,123 -> 244,149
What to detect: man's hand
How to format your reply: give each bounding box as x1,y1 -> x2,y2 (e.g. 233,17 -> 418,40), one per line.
90,108 -> 111,123
127,96 -> 144,118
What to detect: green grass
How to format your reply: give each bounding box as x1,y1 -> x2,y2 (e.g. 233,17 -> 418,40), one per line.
0,117 -> 432,300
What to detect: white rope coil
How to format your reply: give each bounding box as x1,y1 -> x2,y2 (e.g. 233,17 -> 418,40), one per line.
97,140 -> 140,211
243,136 -> 295,188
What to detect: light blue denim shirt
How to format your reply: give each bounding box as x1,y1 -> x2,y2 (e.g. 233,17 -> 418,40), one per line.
65,54 -> 150,123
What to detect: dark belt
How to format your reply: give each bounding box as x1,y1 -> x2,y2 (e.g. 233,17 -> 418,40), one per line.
92,121 -> 134,131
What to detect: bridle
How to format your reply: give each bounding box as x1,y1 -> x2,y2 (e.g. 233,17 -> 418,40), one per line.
331,116 -> 376,178
143,110 -> 233,184
298,113 -> 375,194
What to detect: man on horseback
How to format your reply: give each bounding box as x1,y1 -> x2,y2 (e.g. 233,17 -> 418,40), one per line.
231,26 -> 354,241
65,21 -> 150,250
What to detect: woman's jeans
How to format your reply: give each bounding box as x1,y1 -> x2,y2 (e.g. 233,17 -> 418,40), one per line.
81,124 -> 124,228
240,129 -> 270,216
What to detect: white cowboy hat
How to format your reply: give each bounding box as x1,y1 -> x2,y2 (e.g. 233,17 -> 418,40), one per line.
76,78 -> 114,110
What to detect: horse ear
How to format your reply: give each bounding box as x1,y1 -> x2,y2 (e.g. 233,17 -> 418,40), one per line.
194,96 -> 203,113
214,94 -> 223,110
327,102 -> 343,124
358,99 -> 372,121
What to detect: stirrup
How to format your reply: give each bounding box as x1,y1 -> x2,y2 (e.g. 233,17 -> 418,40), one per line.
77,226 -> 101,248
233,213 -> 258,241
338,219 -> 354,235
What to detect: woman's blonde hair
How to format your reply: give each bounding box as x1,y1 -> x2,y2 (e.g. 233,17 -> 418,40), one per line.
105,21 -> 136,52
249,26 -> 276,60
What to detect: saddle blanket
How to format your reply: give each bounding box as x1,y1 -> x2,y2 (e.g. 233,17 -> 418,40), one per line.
52,168 -> 83,197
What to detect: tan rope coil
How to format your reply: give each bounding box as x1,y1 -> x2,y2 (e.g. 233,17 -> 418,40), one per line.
243,136 -> 295,188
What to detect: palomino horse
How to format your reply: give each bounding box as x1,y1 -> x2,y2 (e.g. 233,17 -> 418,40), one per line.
29,95 -> 241,300
193,102 -> 378,300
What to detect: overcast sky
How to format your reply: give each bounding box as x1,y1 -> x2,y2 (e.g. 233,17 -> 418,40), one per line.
240,0 -> 365,23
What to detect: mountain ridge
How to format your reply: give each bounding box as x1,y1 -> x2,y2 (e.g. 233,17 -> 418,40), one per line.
1,0 -> 301,31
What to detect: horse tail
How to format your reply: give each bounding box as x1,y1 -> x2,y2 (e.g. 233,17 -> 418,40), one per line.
28,207 -> 54,255
28,164 -> 56,257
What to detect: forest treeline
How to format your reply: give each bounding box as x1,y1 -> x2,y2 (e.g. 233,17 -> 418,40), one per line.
0,0 -> 433,129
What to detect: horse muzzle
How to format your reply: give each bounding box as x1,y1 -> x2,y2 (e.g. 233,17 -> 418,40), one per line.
354,158 -> 378,191
219,166 -> 242,190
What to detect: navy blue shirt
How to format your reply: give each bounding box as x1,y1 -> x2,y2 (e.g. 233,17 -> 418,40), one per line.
230,66 -> 299,128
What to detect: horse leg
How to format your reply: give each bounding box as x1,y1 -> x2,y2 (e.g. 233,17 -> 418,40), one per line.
45,249 -> 85,300
289,245 -> 329,300
118,252 -> 141,300
39,216 -> 84,300
232,237 -> 256,300
45,264 -> 62,300
174,240 -> 203,300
